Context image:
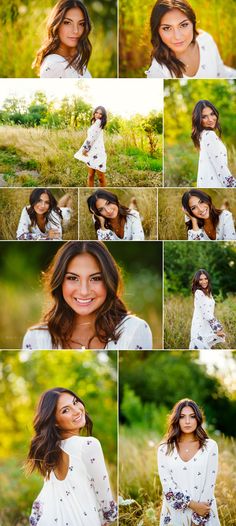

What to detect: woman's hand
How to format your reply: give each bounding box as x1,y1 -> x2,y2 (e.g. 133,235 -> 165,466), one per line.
216,330 -> 225,337
48,229 -> 61,239
189,500 -> 211,515
82,148 -> 88,156
182,208 -> 199,230
95,215 -> 106,229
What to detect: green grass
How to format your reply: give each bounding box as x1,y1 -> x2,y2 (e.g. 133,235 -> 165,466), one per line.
0,126 -> 162,187
164,294 -> 236,349
119,430 -> 236,526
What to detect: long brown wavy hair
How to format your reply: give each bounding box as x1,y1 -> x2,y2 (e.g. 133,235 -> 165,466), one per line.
27,188 -> 63,229
182,189 -> 222,232
163,398 -> 208,454
150,0 -> 198,77
191,100 -> 222,149
91,106 -> 107,129
26,387 -> 92,478
191,269 -> 212,297
33,241 -> 128,348
87,189 -> 131,233
33,0 -> 92,75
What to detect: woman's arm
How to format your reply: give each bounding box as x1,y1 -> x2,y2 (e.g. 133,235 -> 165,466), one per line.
81,437 -> 117,525
157,445 -> 191,510
82,120 -> 102,153
191,441 -> 219,525
221,211 -> 236,240
195,290 -> 224,335
130,211 -> 145,240
202,131 -> 236,187
16,208 -> 46,240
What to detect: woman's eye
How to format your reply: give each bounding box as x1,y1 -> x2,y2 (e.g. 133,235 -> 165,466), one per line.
162,27 -> 171,31
63,20 -> 71,25
181,23 -> 189,28
91,276 -> 102,282
67,276 -> 78,281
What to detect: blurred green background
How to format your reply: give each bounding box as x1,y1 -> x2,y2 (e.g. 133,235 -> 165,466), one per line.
164,241 -> 236,349
158,188 -> 236,239
0,0 -> 117,77
164,79 -> 236,186
0,240 -> 162,349
79,187 -> 158,240
119,350 -> 236,526
0,349 -> 117,526
119,0 -> 236,77
0,187 -> 79,240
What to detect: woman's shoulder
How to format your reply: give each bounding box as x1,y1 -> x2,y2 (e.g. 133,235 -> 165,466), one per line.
22,325 -> 52,350
61,435 -> 99,456
119,314 -> 150,330
220,209 -> 233,220
127,209 -> 140,220
145,58 -> 170,78
201,129 -> 217,140
204,438 -> 218,451
196,30 -> 216,47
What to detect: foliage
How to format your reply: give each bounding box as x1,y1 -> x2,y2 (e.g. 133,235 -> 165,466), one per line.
79,187 -> 157,240
119,0 -> 236,77
0,0 -> 117,78
0,188 -> 79,240
0,350 -> 117,525
164,80 -> 236,186
158,188 -> 236,239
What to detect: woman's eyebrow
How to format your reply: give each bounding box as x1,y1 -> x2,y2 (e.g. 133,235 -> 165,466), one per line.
160,18 -> 189,26
65,271 -> 102,277
64,16 -> 85,22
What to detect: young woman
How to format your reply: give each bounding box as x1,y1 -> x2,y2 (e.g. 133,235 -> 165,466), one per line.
182,189 -> 236,241
74,107 -> 107,187
192,100 -> 236,188
158,398 -> 220,526
33,0 -> 92,78
16,188 -> 64,240
27,387 -> 117,525
22,241 -> 152,350
189,269 -> 225,349
87,190 -> 145,241
146,0 -> 236,79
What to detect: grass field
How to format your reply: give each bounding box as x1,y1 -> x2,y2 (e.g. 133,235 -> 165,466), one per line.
0,188 -> 79,240
0,126 -> 162,188
164,144 -> 236,187
79,187 -> 158,240
164,294 -> 236,349
119,430 -> 236,525
158,188 -> 236,240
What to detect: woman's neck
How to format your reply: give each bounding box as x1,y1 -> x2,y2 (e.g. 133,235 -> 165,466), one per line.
56,44 -> 77,59
179,432 -> 197,443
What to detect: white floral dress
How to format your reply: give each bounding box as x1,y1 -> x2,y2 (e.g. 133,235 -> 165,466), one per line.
197,130 -> 236,188
146,31 -> 236,78
97,211 -> 145,241
158,439 -> 220,526
74,119 -> 106,172
40,55 -> 91,78
16,207 -> 63,240
22,315 -> 153,350
189,290 -> 225,349
187,210 -> 236,241
29,436 -> 117,526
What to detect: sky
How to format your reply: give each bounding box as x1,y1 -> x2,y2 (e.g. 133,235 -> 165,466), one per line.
0,79 -> 163,117
199,350 -> 236,393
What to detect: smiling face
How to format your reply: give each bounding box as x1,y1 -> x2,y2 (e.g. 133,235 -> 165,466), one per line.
201,106 -> 217,129
188,195 -> 210,220
94,108 -> 103,120
179,405 -> 198,434
198,273 -> 208,289
55,392 -> 86,437
95,198 -> 119,219
33,192 -> 50,215
158,8 -> 194,53
58,7 -> 85,52
62,252 -> 107,319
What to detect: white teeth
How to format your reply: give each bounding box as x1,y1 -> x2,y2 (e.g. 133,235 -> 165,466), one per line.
74,298 -> 93,304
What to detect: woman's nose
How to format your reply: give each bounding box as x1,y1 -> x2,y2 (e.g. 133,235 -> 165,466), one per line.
173,27 -> 182,40
78,280 -> 90,295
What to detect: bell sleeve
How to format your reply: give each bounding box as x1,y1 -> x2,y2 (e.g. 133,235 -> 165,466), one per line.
81,437 -> 117,525
194,290 -> 223,333
157,445 -> 191,511
221,211 -> 236,240
82,120 -> 102,152
192,441 -> 219,525
201,131 -> 236,188
129,211 -> 145,240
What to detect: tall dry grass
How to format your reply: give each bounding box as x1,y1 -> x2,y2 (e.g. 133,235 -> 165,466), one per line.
158,188 -> 236,240
0,126 -> 162,187
119,430 -> 236,526
164,294 -> 236,349
0,188 -> 78,240
79,188 -> 158,240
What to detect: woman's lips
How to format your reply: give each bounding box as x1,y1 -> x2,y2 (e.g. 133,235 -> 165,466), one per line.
74,298 -> 94,305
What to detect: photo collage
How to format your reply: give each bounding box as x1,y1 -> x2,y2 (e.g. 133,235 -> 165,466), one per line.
0,0 -> 235,525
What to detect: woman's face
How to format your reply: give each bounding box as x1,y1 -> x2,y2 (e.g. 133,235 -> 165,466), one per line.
188,196 -> 210,220
95,198 -> 119,219
158,8 -> 193,54
198,273 -> 208,289
55,392 -> 86,436
179,405 -> 198,434
94,109 -> 103,120
58,7 -> 85,50
33,193 -> 50,215
201,107 -> 217,129
62,252 -> 107,318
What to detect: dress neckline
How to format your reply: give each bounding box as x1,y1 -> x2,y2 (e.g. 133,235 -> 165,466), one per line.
175,443 -> 202,463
